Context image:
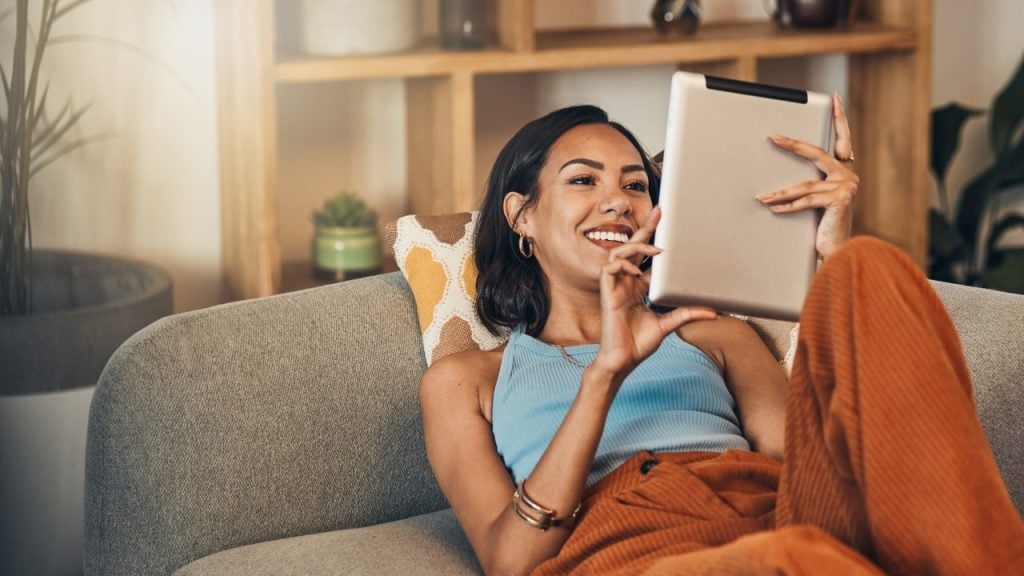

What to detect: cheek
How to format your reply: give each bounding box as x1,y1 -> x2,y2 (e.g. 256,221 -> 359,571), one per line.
635,200 -> 654,222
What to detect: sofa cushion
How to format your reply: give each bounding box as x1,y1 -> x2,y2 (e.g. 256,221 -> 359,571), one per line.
173,509 -> 481,576
385,212 -> 509,365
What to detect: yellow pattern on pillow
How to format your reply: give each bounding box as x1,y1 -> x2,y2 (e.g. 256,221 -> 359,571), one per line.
403,246 -> 445,331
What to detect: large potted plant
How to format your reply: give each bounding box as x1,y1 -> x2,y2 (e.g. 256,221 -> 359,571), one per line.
0,2 -> 172,574
929,55 -> 1024,293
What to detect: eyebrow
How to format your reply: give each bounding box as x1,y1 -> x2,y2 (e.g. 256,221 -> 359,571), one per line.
559,158 -> 647,174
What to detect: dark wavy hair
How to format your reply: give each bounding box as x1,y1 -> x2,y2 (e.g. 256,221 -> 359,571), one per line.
475,105 -> 661,337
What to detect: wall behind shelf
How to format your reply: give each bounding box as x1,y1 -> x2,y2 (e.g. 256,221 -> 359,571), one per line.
277,81 -> 408,263
19,0 -> 1022,311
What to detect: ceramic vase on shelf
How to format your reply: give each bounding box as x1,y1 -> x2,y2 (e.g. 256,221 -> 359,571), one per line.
651,0 -> 702,35
311,192 -> 381,281
312,226 -> 381,281
297,0 -> 421,56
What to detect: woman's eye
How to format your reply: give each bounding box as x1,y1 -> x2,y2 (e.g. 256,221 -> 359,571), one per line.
569,175 -> 595,186
625,180 -> 649,192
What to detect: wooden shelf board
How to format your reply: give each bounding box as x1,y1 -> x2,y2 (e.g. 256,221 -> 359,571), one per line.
275,21 -> 917,84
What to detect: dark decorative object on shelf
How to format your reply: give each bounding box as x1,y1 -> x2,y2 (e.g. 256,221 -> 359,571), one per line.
651,0 -> 702,35
440,0 -> 488,50
766,0 -> 855,28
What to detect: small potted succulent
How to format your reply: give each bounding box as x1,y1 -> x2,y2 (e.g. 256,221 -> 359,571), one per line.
312,191 -> 381,280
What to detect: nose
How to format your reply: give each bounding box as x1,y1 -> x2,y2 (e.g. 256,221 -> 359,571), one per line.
598,186 -> 632,216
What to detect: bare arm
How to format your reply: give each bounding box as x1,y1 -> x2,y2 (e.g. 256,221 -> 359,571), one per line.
681,316 -> 788,461
421,352 -> 621,575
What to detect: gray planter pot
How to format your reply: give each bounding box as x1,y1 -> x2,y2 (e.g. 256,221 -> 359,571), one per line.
0,250 -> 173,395
0,250 -> 172,576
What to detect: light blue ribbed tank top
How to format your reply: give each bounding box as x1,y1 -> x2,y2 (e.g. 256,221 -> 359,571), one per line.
491,328 -> 750,488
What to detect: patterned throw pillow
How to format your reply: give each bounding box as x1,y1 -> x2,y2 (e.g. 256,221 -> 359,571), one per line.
385,211 -> 799,374
385,212 -> 509,365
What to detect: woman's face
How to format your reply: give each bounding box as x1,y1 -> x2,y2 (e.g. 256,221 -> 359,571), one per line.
508,123 -> 654,288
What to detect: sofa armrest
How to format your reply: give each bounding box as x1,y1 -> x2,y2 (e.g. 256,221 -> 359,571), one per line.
85,273 -> 446,576
932,281 -> 1024,515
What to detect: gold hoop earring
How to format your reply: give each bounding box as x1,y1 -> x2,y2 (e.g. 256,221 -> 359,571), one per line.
518,234 -> 534,259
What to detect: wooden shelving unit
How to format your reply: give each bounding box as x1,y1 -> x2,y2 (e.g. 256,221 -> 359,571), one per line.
215,0 -> 932,301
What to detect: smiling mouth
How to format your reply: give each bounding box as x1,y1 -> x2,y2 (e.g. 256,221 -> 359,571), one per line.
584,230 -> 631,244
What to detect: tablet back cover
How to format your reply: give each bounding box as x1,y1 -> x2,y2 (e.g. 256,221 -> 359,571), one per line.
650,72 -> 832,321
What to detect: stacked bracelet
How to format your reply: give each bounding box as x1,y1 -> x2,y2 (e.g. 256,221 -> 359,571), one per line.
511,480 -> 581,531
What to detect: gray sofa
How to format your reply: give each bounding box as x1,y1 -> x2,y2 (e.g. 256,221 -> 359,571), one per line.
85,273 -> 1024,576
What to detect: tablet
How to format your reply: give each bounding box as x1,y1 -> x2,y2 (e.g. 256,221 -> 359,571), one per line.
649,71 -> 833,321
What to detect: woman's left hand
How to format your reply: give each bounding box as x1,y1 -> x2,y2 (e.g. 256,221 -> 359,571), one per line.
757,93 -> 858,261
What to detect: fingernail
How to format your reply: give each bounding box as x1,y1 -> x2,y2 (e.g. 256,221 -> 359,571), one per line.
756,192 -> 774,201
768,135 -> 781,143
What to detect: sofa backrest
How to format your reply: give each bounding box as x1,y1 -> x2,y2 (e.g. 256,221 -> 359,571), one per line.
931,280 -> 1024,515
85,273 -> 447,576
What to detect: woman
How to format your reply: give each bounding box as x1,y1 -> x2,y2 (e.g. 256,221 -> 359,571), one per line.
420,102 -> 1024,575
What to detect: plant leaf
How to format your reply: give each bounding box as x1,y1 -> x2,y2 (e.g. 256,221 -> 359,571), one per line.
30,132 -> 114,177
29,80 -> 51,132
985,212 -> 1024,260
990,55 -> 1024,158
929,207 -> 967,259
931,103 -> 983,184
997,136 -> 1024,185
980,249 -> 1024,294
928,208 -> 966,282
31,100 -> 70,150
33,102 -> 91,158
954,166 -> 996,257
0,62 -> 10,103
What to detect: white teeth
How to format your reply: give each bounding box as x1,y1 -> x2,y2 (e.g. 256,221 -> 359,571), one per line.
585,231 -> 629,243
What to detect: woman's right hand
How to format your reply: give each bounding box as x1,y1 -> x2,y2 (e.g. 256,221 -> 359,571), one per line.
592,206 -> 718,380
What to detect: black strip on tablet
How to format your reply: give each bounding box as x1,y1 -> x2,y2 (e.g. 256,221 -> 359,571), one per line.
705,75 -> 808,104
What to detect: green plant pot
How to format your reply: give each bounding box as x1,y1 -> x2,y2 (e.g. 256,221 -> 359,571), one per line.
313,226 -> 381,280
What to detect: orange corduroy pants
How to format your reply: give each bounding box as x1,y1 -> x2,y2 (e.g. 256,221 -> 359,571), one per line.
532,237 -> 1024,575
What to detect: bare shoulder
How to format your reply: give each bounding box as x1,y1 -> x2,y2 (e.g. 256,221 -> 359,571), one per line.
678,315 -> 757,347
677,316 -> 763,370
422,346 -> 504,391
420,346 -> 505,415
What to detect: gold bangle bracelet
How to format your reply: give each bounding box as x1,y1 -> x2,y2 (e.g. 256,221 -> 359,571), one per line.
510,480 -> 581,531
